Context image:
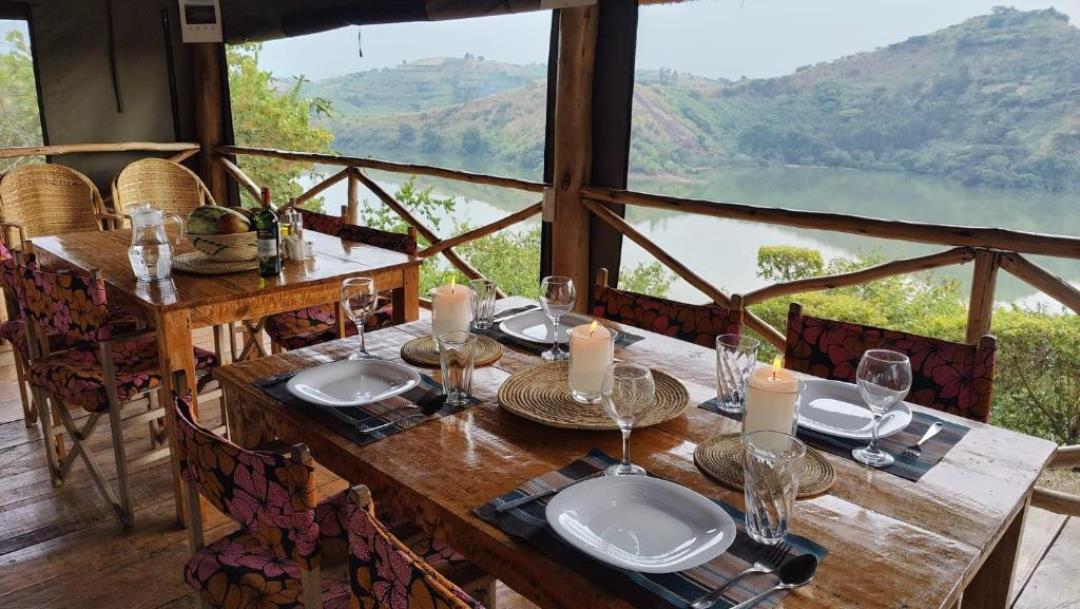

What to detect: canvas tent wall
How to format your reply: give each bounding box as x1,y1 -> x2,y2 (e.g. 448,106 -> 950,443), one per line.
11,0 -> 199,188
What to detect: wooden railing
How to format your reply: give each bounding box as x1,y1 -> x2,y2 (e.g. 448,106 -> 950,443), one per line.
0,141 -> 200,163
581,185 -> 1080,350
214,145 -> 546,297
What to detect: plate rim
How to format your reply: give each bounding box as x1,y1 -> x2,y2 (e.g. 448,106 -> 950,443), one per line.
797,378 -> 912,440
545,475 -> 737,574
497,309 -> 594,344
285,359 -> 421,407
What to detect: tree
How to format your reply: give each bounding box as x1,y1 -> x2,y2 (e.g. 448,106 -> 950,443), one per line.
0,30 -> 43,172
227,43 -> 334,206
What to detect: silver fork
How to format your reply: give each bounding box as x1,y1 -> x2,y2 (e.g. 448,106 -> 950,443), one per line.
689,541 -> 791,609
902,421 -> 944,458
357,412 -> 428,434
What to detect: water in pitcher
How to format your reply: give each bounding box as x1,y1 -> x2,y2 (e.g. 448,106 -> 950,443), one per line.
128,244 -> 173,282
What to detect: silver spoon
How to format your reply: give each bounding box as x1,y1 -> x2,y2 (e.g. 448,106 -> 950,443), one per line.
727,553 -> 818,609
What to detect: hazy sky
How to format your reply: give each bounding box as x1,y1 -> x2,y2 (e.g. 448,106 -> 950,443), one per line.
257,1 -> 1080,81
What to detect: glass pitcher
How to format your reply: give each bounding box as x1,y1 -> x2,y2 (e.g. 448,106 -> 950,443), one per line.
127,203 -> 184,282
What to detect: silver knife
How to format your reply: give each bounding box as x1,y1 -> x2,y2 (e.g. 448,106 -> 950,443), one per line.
495,471 -> 605,513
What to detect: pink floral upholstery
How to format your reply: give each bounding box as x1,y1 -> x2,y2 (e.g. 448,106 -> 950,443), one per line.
592,284 -> 741,347
264,302 -> 395,351
299,209 -> 343,236
30,333 -> 217,413
784,303 -> 997,422
17,263 -> 113,343
338,224 -> 418,256
332,492 -> 485,609
176,395 -> 486,609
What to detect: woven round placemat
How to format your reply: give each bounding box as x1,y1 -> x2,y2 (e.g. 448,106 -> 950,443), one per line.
400,334 -> 503,368
694,433 -> 835,498
497,361 -> 689,430
172,251 -> 257,275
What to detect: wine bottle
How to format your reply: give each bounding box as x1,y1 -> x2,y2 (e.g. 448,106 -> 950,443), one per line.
254,188 -> 282,277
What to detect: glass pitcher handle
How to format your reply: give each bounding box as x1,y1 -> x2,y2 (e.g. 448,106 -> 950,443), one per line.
166,213 -> 185,246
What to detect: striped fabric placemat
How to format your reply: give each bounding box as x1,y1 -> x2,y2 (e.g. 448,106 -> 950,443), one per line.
476,449 -> 827,609
699,398 -> 969,481
256,367 -> 472,446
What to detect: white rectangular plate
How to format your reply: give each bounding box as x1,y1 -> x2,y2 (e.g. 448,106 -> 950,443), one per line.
286,359 -> 421,407
546,475 -> 736,573
798,378 -> 912,440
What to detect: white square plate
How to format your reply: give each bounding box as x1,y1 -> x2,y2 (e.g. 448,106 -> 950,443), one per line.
546,475 -> 736,573
498,309 -> 595,344
286,359 -> 421,407
798,378 -> 912,440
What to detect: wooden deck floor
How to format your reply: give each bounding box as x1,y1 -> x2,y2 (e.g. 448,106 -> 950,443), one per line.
0,331 -> 1073,609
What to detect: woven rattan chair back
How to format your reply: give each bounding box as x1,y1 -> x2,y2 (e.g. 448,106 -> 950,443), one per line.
111,158 -> 215,217
0,164 -> 104,243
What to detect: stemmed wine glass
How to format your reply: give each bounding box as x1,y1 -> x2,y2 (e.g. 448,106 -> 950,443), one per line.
539,275 -> 575,361
601,362 -> 656,476
340,277 -> 378,360
852,349 -> 913,468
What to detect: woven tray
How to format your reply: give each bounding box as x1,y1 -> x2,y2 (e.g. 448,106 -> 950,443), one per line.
172,251 -> 257,275
694,433 -> 835,498
497,361 -> 689,430
400,334 -> 503,368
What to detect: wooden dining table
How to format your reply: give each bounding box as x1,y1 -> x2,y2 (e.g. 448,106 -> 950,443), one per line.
215,296 -> 1055,609
29,227 -> 421,523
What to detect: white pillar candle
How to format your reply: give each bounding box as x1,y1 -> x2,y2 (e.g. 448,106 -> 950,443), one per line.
431,279 -> 472,338
568,321 -> 613,402
743,357 -> 801,438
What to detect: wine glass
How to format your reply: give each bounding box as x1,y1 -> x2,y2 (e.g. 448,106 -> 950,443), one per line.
539,275 -> 575,361
340,277 -> 378,360
852,349 -> 912,468
601,362 -> 656,476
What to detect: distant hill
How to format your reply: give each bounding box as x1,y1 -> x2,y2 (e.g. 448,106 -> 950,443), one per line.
311,8 -> 1080,191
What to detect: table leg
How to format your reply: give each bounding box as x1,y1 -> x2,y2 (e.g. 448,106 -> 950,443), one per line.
393,265 -> 420,323
155,308 -> 198,527
962,498 -> 1029,609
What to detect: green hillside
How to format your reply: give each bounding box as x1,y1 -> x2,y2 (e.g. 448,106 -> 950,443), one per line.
314,8 -> 1080,190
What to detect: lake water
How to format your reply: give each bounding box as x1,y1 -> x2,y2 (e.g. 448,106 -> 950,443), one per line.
306,165 -> 1079,311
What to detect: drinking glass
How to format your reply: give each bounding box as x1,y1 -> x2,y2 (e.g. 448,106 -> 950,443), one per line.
539,275 -> 575,361
469,279 -> 497,330
715,334 -> 760,414
852,349 -> 913,468
340,277 -> 377,360
601,362 -> 656,476
437,331 -> 477,406
743,431 -> 806,545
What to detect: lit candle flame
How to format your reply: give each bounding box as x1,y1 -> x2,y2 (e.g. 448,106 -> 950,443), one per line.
589,320 -> 599,337
450,276 -> 456,294
771,356 -> 783,380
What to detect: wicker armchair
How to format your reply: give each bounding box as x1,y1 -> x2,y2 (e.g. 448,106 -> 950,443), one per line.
0,164 -> 107,243
111,158 -> 215,218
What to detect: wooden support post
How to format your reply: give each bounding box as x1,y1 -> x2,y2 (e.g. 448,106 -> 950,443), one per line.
347,167 -> 361,224
549,6 -> 598,312
966,249 -> 1000,343
192,43 -> 229,204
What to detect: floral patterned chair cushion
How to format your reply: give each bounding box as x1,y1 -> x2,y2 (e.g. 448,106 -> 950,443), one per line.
591,284 -> 741,347
18,263 -> 114,343
299,209 -> 344,237
184,530 -> 352,609
337,491 -> 485,609
784,302 -> 997,422
175,396 -> 321,570
337,224 -> 418,256
264,300 -> 394,352
29,333 -> 217,413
